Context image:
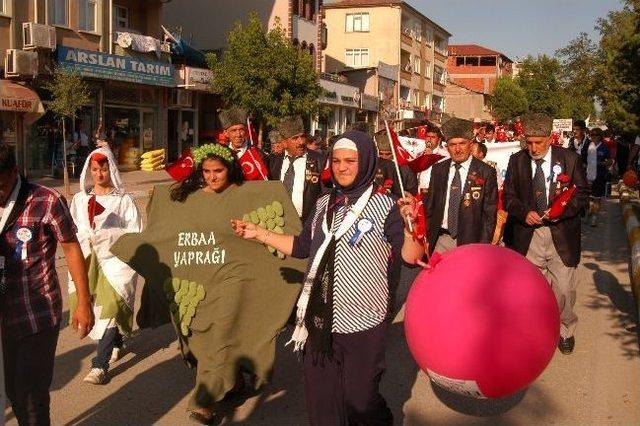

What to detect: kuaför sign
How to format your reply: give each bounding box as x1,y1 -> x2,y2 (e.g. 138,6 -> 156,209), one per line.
56,46 -> 176,87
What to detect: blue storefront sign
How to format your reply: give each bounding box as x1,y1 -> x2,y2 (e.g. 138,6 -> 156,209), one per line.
56,46 -> 175,87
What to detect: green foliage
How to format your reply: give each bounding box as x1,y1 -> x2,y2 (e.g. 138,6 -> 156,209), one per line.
595,1 -> 640,133
208,12 -> 321,127
515,55 -> 564,117
489,76 -> 528,121
45,68 -> 91,120
554,32 -> 598,120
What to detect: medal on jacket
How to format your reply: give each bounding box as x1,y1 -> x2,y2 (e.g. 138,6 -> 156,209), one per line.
15,227 -> 32,261
0,256 -> 5,295
349,218 -> 374,247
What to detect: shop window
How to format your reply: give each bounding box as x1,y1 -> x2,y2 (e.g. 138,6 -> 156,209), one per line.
79,0 -> 97,32
345,48 -> 369,68
47,0 -> 69,26
113,5 -> 129,30
346,13 -> 369,32
140,88 -> 157,106
106,86 -> 139,105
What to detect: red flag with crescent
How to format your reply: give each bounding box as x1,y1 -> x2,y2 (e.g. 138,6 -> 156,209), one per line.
547,185 -> 577,220
239,147 -> 269,181
165,150 -> 194,182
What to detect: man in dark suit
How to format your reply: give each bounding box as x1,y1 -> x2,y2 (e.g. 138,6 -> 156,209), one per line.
372,131 -> 419,197
503,113 -> 589,355
268,116 -> 325,223
425,117 -> 498,254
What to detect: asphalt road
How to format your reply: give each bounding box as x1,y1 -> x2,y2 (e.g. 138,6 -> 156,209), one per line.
4,198 -> 639,425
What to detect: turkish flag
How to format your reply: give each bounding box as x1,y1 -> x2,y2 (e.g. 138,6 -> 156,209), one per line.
247,118 -> 259,147
407,153 -> 445,173
165,150 -> 194,182
386,125 -> 411,166
412,195 -> 427,243
547,185 -> 576,220
239,147 -> 268,181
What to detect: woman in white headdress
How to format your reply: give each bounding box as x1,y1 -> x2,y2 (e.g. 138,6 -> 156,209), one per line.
68,147 -> 142,385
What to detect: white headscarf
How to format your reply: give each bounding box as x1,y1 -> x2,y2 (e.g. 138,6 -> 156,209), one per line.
78,147 -> 124,194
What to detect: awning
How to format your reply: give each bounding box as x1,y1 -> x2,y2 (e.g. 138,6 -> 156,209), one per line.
0,80 -> 45,124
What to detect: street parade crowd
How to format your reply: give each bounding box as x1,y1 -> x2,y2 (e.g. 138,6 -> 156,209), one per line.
0,104 -> 632,425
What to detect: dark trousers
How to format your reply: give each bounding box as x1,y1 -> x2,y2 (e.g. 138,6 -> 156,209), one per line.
304,321 -> 392,426
3,327 -> 59,426
91,327 -> 122,371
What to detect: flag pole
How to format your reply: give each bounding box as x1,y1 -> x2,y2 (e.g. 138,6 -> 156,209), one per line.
384,120 -> 414,232
247,117 -> 268,181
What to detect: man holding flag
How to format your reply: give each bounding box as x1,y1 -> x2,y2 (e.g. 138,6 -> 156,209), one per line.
219,106 -> 269,181
424,117 -> 498,254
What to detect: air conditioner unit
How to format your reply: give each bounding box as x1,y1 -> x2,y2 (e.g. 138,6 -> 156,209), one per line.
5,49 -> 38,77
23,22 -> 56,50
170,89 -> 193,107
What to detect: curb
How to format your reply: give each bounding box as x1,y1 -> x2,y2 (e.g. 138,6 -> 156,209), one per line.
621,199 -> 640,318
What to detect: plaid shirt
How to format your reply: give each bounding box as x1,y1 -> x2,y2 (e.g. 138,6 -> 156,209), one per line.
1,181 -> 77,338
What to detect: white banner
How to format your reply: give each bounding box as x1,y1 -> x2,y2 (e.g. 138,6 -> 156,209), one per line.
485,142 -> 522,182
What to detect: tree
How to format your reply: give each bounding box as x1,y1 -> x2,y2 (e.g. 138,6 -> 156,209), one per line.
515,55 -> 564,117
554,32 -> 599,120
207,12 -> 322,138
489,76 -> 529,122
595,0 -> 640,133
46,68 -> 91,199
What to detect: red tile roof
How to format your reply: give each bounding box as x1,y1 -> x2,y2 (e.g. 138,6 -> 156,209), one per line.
449,44 -> 513,63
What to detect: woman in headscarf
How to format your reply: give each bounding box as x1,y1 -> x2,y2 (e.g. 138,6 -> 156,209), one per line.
68,147 -> 142,385
232,130 -> 425,425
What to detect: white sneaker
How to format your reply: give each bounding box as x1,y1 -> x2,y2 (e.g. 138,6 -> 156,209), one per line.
109,347 -> 121,364
83,368 -> 109,385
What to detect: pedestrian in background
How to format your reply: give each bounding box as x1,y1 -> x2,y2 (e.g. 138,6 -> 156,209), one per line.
581,127 -> 612,227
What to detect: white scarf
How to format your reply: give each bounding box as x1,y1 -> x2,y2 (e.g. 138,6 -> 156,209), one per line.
287,185 -> 374,352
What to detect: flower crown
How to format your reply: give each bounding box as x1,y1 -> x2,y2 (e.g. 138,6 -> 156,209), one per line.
192,143 -> 235,166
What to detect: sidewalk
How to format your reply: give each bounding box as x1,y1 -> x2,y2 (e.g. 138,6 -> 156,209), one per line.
35,170 -> 174,202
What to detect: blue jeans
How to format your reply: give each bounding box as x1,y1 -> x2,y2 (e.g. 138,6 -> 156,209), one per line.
91,327 -> 123,371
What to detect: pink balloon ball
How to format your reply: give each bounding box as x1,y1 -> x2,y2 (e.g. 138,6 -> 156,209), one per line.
405,244 -> 560,399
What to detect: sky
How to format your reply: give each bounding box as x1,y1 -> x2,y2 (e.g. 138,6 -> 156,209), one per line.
393,0 -> 623,60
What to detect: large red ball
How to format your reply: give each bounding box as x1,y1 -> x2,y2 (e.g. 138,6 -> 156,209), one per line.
404,244 -> 560,399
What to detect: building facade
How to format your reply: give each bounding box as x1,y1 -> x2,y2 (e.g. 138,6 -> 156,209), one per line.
444,79 -> 492,122
163,0 -> 324,72
322,0 -> 450,123
1,0 -> 179,177
446,44 -> 513,95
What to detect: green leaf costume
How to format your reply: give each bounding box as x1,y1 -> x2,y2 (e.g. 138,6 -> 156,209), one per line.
111,182 -> 305,408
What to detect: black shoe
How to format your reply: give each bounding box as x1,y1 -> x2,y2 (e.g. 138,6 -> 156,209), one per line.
558,336 -> 575,354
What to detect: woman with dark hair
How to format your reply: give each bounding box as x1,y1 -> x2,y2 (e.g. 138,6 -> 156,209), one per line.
170,143 -> 244,202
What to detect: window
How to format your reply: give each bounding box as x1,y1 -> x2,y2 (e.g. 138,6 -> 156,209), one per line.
114,5 -> 129,30
0,0 -> 5,14
345,13 -> 369,32
47,0 -> 69,26
480,56 -> 497,66
456,57 -> 465,66
345,48 -> 369,68
424,60 -> 431,78
79,0 -> 97,32
423,93 -> 431,109
434,35 -> 447,54
412,55 -> 421,75
434,65 -> 445,84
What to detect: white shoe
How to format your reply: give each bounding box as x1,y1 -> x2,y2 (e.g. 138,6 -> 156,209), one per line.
109,347 -> 121,364
83,368 -> 109,385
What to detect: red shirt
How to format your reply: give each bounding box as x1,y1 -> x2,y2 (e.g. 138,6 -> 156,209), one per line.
1,181 -> 77,338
